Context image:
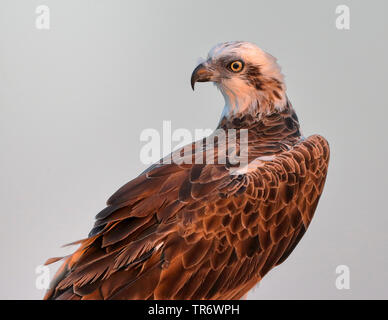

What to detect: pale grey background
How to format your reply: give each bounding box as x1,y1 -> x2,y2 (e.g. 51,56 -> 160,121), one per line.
0,0 -> 387,299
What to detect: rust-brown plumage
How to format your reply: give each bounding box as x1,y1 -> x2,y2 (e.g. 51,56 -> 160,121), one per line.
44,41 -> 329,300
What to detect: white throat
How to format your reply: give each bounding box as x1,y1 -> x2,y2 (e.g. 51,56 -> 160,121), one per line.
217,80 -> 287,120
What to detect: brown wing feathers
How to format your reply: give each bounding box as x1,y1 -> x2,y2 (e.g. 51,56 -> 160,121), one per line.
44,134 -> 329,300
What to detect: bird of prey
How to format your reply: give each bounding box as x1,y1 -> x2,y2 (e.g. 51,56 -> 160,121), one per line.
44,41 -> 329,300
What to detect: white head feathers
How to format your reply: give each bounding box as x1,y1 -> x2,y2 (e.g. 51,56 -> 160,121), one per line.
204,41 -> 287,117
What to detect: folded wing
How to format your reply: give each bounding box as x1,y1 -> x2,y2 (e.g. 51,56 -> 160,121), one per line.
44,135 -> 329,300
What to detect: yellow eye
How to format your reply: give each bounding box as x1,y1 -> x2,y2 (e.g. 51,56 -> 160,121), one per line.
229,60 -> 244,72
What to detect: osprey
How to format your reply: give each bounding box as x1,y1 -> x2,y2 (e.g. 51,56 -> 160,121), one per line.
44,41 -> 329,300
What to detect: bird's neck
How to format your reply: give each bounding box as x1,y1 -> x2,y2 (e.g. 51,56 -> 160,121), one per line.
217,98 -> 302,151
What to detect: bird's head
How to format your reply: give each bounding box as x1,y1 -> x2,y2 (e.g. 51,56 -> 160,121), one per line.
191,41 -> 287,117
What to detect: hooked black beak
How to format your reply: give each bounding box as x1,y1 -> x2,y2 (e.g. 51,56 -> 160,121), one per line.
190,63 -> 213,90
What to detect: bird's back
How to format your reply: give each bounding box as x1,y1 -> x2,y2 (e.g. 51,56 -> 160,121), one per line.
44,114 -> 329,300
